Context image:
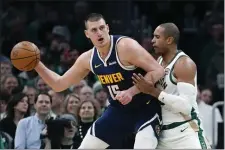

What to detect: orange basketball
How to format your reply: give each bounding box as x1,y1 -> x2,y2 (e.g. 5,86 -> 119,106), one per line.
10,41 -> 40,71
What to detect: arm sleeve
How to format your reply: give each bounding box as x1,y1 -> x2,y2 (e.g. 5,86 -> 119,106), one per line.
158,82 -> 196,115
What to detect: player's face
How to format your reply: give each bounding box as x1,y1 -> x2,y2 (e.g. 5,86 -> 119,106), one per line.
85,18 -> 110,48
152,26 -> 168,55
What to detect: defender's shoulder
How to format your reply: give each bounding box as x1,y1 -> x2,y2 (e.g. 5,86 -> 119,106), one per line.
176,55 -> 196,69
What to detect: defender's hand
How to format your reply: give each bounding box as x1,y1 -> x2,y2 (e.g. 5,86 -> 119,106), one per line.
132,73 -> 154,94
132,73 -> 161,98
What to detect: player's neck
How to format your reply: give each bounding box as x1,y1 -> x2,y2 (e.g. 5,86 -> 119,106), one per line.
97,38 -> 111,60
162,47 -> 178,65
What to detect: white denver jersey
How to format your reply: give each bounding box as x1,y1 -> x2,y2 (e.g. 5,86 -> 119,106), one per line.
155,51 -> 201,128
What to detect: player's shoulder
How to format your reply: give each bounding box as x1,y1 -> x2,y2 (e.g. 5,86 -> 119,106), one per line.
174,53 -> 197,76
176,54 -> 196,69
78,49 -> 93,61
116,35 -> 139,51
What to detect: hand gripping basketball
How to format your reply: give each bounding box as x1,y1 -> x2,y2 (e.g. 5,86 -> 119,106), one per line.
10,41 -> 40,71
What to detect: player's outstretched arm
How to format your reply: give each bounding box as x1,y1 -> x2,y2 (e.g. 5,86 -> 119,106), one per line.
118,38 -> 165,95
35,51 -> 91,92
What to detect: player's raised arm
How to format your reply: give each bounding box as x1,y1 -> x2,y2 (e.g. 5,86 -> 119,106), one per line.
35,51 -> 91,92
118,38 -> 165,84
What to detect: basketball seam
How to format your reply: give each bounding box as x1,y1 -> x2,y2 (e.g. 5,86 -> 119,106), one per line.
20,58 -> 37,70
19,47 -> 37,53
11,54 -> 40,60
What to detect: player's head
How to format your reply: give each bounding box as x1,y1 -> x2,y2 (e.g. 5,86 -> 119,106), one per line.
84,13 -> 110,48
152,23 -> 180,55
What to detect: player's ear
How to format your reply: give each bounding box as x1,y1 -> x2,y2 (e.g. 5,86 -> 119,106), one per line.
166,37 -> 174,45
84,30 -> 90,39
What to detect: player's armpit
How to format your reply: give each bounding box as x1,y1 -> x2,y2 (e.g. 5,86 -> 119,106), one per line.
117,38 -> 164,84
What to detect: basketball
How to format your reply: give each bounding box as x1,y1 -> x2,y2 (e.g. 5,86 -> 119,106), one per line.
10,41 -> 40,71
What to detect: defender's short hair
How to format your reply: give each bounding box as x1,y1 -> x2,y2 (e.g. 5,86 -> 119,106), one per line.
84,13 -> 105,29
159,23 -> 180,44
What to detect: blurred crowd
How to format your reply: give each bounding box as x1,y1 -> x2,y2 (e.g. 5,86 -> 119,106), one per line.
0,0 -> 224,149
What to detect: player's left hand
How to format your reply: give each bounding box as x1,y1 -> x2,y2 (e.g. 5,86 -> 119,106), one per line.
115,90 -> 133,105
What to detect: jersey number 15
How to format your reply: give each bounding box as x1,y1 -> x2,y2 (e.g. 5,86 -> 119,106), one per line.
107,85 -> 120,100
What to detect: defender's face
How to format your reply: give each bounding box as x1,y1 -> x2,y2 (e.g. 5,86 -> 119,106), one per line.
85,18 -> 110,48
152,26 -> 168,55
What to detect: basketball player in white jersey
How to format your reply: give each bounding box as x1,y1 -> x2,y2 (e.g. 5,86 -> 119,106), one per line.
132,23 -> 211,149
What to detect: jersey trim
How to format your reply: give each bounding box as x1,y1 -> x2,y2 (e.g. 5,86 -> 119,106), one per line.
90,47 -> 96,74
115,36 -> 137,70
96,35 -> 114,67
190,109 -> 208,149
157,56 -> 163,64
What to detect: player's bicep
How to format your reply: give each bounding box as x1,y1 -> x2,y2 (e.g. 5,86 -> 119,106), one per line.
174,57 -> 197,86
60,53 -> 90,86
121,38 -> 162,72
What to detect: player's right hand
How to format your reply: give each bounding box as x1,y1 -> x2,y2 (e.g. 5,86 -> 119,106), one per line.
115,90 -> 133,105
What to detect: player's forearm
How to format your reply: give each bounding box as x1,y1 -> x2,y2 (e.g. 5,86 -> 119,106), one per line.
35,62 -> 65,92
156,82 -> 195,115
145,67 -> 164,84
127,85 -> 140,96
158,91 -> 192,115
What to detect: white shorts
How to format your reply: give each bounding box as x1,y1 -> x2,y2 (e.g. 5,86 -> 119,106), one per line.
157,122 -> 211,149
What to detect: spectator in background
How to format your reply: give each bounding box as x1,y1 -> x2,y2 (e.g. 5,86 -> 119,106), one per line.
26,3 -> 46,44
70,80 -> 87,95
15,92 -> 52,149
18,70 -> 38,87
48,90 -> 65,117
35,77 -> 50,93
0,130 -> 13,149
199,18 -> 224,85
206,46 -> 224,88
74,99 -> 101,146
79,86 -> 94,101
23,86 -> 37,115
92,81 -> 109,113
197,87 -> 223,147
200,88 -> 213,104
1,9 -> 28,59
1,74 -> 19,95
70,0 -> 92,53
183,3 -> 198,34
0,92 -> 30,146
63,94 -> 80,117
0,55 -> 12,76
0,91 -> 10,120
205,37 -> 224,102
42,114 -> 79,149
